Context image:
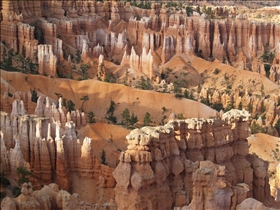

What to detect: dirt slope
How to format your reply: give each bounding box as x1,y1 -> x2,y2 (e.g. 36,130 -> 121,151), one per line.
0,70 -> 217,124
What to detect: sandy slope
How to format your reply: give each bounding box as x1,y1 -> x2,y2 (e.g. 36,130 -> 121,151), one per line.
247,133 -> 280,175
161,55 -> 201,87
189,55 -> 279,96
78,123 -> 130,167
0,70 -> 217,124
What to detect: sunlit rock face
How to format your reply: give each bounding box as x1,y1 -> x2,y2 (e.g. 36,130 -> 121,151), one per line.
0,96 -> 113,192
113,110 -> 274,209
1,1 -> 280,81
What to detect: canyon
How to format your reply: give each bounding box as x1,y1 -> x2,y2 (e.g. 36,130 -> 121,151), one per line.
0,0 -> 280,209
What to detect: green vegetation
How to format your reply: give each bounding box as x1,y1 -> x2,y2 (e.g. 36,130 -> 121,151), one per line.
183,89 -> 194,100
66,100 -> 75,112
173,80 -> 183,94
247,102 -> 253,113
55,92 -> 63,99
104,73 -> 116,83
202,5 -> 214,18
75,50 -> 82,63
261,44 -> 275,64
250,121 -> 266,134
80,95 -> 89,112
213,68 -> 220,75
30,89 -> 38,103
272,149 -> 280,162
121,108 -> 131,127
143,112 -> 152,126
261,43 -> 275,78
177,113 -> 184,119
130,1 -> 151,9
121,108 -> 138,127
16,167 -> 33,185
211,102 -> 224,112
12,186 -> 21,197
79,63 -> 90,80
186,6 -> 193,17
238,102 -> 243,110
0,48 -> 38,74
87,111 -> 96,123
161,67 -> 172,80
136,76 -> 152,90
106,99 -> 117,124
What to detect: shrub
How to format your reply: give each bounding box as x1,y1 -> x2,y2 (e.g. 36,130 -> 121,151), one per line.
213,68 -> 220,75
211,103 -> 223,112
87,111 -> 96,123
250,121 -> 266,134
30,89 -> 38,103
12,187 -> 21,197
17,167 -> 33,185
177,113 -> 184,119
66,100 -> 75,112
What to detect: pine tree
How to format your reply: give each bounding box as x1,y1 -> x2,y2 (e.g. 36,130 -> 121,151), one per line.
143,112 -> 152,126
87,111 -> 95,123
80,95 -> 89,112
121,108 -> 130,127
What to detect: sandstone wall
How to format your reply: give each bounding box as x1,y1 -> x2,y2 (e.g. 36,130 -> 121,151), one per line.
1,182 -> 117,210
113,109 -> 274,209
0,96 -> 114,192
1,1 -> 280,81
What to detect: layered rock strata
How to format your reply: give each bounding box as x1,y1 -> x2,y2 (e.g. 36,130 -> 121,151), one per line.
1,182 -> 118,210
0,96 -> 114,191
113,109 -> 274,209
1,1 -> 280,82
200,88 -> 279,130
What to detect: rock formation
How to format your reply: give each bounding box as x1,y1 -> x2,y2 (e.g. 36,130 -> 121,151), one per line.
121,46 -> 154,79
0,96 -> 113,192
1,0 -> 280,81
1,182 -> 118,210
198,87 -> 279,130
38,45 -> 57,77
113,109 -> 276,209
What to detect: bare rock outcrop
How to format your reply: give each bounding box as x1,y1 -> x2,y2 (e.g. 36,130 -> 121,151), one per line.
121,46 -> 154,79
113,109 -> 274,209
1,182 -> 117,210
38,45 -> 57,77
0,96 -> 113,192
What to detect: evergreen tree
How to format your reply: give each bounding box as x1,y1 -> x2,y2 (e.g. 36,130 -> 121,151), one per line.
80,95 -> 89,112
30,89 -> 38,103
67,100 -> 75,112
106,99 -> 117,124
130,113 -> 138,125
121,108 -> 130,127
143,112 -> 152,126
87,111 -> 96,123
